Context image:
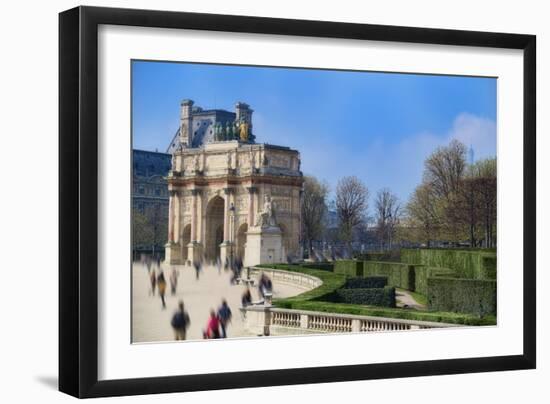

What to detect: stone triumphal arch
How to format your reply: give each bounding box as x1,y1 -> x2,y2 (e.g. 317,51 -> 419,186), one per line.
164,100 -> 303,266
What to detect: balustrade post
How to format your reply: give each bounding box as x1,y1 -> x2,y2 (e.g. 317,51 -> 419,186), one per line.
351,319 -> 361,333
263,307 -> 271,336
300,314 -> 308,329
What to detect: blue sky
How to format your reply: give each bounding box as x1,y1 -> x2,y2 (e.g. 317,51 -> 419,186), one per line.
132,60 -> 496,203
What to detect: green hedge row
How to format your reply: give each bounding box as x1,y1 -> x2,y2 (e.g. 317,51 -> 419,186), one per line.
482,256 -> 497,280
362,261 -> 414,290
401,248 -> 496,280
413,266 -> 456,296
335,287 -> 396,307
335,260 -> 416,290
427,277 -> 497,316
300,263 -> 334,272
344,276 -> 388,289
355,252 -> 399,262
334,260 -> 364,276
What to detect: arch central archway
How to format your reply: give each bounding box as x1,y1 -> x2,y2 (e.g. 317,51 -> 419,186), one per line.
205,196 -> 225,261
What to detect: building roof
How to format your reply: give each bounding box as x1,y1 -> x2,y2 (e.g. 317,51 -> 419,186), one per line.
133,149 -> 171,178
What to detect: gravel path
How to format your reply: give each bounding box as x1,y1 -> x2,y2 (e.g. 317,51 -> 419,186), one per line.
396,289 -> 426,310
132,262 -> 306,343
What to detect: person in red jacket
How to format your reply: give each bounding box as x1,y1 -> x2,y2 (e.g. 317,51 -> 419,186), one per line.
203,309 -> 220,339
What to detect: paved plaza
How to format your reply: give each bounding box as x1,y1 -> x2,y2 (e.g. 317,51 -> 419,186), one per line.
132,262 -> 305,343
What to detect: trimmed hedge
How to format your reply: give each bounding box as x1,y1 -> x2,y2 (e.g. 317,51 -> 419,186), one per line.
401,248 -> 497,280
334,260 -> 364,276
482,256 -> 497,280
355,252 -> 400,262
300,263 -> 334,272
428,277 -> 497,316
362,261 -> 415,290
344,276 -> 388,289
336,286 -> 396,307
413,266 -> 456,296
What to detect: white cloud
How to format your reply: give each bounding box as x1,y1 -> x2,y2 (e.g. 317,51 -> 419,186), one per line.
447,112 -> 497,160
383,113 -> 496,200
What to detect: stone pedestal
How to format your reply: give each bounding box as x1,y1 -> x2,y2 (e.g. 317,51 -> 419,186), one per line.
164,242 -> 182,265
244,225 -> 283,267
219,241 -> 234,265
186,242 -> 203,264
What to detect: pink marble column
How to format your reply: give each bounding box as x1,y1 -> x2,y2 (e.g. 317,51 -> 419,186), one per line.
223,188 -> 233,242
173,191 -> 180,244
247,186 -> 256,227
190,189 -> 200,242
168,190 -> 176,242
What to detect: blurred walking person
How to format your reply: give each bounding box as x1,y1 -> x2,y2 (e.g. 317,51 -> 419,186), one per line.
257,272 -> 272,300
203,309 -> 220,339
146,255 -> 152,273
217,299 -> 232,338
241,287 -> 252,307
193,260 -> 202,280
171,300 -> 190,340
157,271 -> 167,309
169,267 -> 178,295
149,268 -> 157,296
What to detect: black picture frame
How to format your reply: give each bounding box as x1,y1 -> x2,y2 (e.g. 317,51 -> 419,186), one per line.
59,5 -> 536,398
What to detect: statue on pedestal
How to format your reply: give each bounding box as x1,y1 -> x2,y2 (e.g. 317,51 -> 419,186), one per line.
256,194 -> 277,227
214,122 -> 224,141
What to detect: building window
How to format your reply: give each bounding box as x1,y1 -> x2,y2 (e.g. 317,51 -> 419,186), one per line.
155,189 -> 161,196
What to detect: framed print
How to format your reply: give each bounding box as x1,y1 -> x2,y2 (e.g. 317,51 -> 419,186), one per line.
59,6 -> 536,398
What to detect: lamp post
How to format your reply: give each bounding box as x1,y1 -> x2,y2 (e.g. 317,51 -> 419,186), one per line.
388,212 -> 392,251
229,202 -> 235,267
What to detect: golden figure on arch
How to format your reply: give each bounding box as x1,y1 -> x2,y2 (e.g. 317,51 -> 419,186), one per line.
239,121 -> 249,142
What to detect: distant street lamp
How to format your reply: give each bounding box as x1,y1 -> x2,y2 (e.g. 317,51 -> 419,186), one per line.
229,202 -> 236,265
388,212 -> 392,251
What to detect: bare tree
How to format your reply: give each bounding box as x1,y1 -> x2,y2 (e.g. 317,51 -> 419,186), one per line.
423,139 -> 467,200
132,208 -> 153,250
301,175 -> 329,257
406,183 -> 441,247
470,158 -> 497,247
442,157 -> 496,247
374,188 -> 401,250
336,176 -> 369,254
131,203 -> 168,258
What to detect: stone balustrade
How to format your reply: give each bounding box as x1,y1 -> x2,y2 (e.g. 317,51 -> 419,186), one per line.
242,306 -> 458,336
248,267 -> 323,291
